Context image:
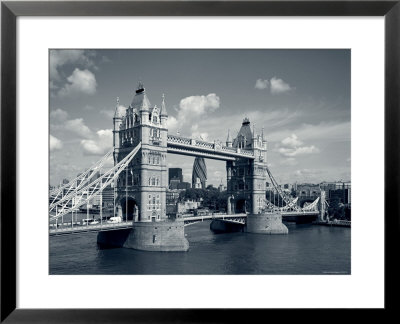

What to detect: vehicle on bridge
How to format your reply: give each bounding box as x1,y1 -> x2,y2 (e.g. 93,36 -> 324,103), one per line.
107,216 -> 122,224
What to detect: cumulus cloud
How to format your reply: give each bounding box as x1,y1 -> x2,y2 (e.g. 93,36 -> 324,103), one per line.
65,118 -> 93,138
270,77 -> 294,94
49,135 -> 63,151
50,108 -> 69,122
167,93 -> 220,135
281,134 -> 303,148
191,124 -> 209,141
255,78 -> 269,90
81,129 -> 113,155
277,134 -> 319,158
58,68 -> 97,97
179,93 -> 219,120
255,76 -> 294,94
50,49 -> 96,83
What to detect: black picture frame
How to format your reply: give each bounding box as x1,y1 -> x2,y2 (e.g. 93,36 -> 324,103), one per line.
1,0 -> 399,322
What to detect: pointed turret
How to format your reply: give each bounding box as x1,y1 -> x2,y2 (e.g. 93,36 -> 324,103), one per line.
160,93 -> 168,116
160,93 -> 168,129
226,129 -> 232,147
113,97 -> 125,165
114,96 -> 126,118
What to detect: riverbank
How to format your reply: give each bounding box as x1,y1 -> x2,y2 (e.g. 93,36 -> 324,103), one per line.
313,220 -> 351,228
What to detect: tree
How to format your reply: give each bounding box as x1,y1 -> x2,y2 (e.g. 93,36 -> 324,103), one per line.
327,197 -> 346,220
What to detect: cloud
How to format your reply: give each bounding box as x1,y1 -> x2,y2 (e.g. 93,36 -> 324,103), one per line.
80,129 -> 113,155
166,116 -> 179,132
179,93 -> 220,120
49,135 -> 63,151
50,49 -> 96,83
277,134 -> 319,157
50,108 -> 69,122
255,78 -> 269,90
167,93 -> 220,135
191,124 -> 209,141
65,118 -> 93,138
270,77 -> 294,94
58,68 -> 97,97
281,134 -> 303,148
255,76 -> 294,94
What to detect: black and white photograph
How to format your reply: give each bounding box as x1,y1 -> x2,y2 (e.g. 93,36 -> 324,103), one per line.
49,49 -> 351,275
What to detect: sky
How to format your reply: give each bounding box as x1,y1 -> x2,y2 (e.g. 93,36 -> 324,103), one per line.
49,49 -> 351,187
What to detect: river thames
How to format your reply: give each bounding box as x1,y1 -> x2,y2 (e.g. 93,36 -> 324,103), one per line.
49,220 -> 350,275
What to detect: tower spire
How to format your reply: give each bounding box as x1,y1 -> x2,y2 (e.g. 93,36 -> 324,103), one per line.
226,129 -> 232,147
136,80 -> 145,93
161,93 -> 168,116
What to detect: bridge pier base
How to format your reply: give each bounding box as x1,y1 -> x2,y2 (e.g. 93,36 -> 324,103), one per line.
97,219 -> 189,252
246,212 -> 288,235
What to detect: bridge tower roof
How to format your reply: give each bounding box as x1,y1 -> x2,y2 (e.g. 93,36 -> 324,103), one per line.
232,117 -> 253,149
131,81 -> 151,111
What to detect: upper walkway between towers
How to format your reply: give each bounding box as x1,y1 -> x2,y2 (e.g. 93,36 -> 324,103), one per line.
166,134 -> 255,161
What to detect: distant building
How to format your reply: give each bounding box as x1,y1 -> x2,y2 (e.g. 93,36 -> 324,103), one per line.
169,168 -> 183,184
177,200 -> 200,214
296,183 -> 321,198
166,189 -> 180,205
101,184 -> 114,209
178,182 -> 191,190
320,181 -> 351,206
192,157 -> 207,189
169,179 -> 181,190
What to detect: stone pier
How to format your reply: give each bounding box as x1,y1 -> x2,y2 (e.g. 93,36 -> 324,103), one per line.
97,219 -> 189,252
246,212 -> 288,234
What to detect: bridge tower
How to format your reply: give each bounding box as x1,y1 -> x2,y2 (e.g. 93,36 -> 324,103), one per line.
227,118 -> 268,214
106,82 -> 188,251
113,82 -> 168,223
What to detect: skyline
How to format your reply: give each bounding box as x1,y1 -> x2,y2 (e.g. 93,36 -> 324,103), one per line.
49,49 -> 351,186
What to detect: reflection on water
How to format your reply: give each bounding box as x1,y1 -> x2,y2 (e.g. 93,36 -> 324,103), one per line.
49,221 -> 350,275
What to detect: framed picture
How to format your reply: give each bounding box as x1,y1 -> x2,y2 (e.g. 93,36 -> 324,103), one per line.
1,0 -> 398,322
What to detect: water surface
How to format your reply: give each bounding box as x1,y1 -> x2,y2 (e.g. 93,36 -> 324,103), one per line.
49,221 -> 350,275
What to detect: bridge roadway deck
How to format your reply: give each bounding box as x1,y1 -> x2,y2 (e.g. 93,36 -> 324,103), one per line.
49,221 -> 134,236
49,211 -> 319,236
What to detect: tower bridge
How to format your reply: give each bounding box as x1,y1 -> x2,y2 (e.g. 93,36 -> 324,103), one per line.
49,82 -> 325,251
